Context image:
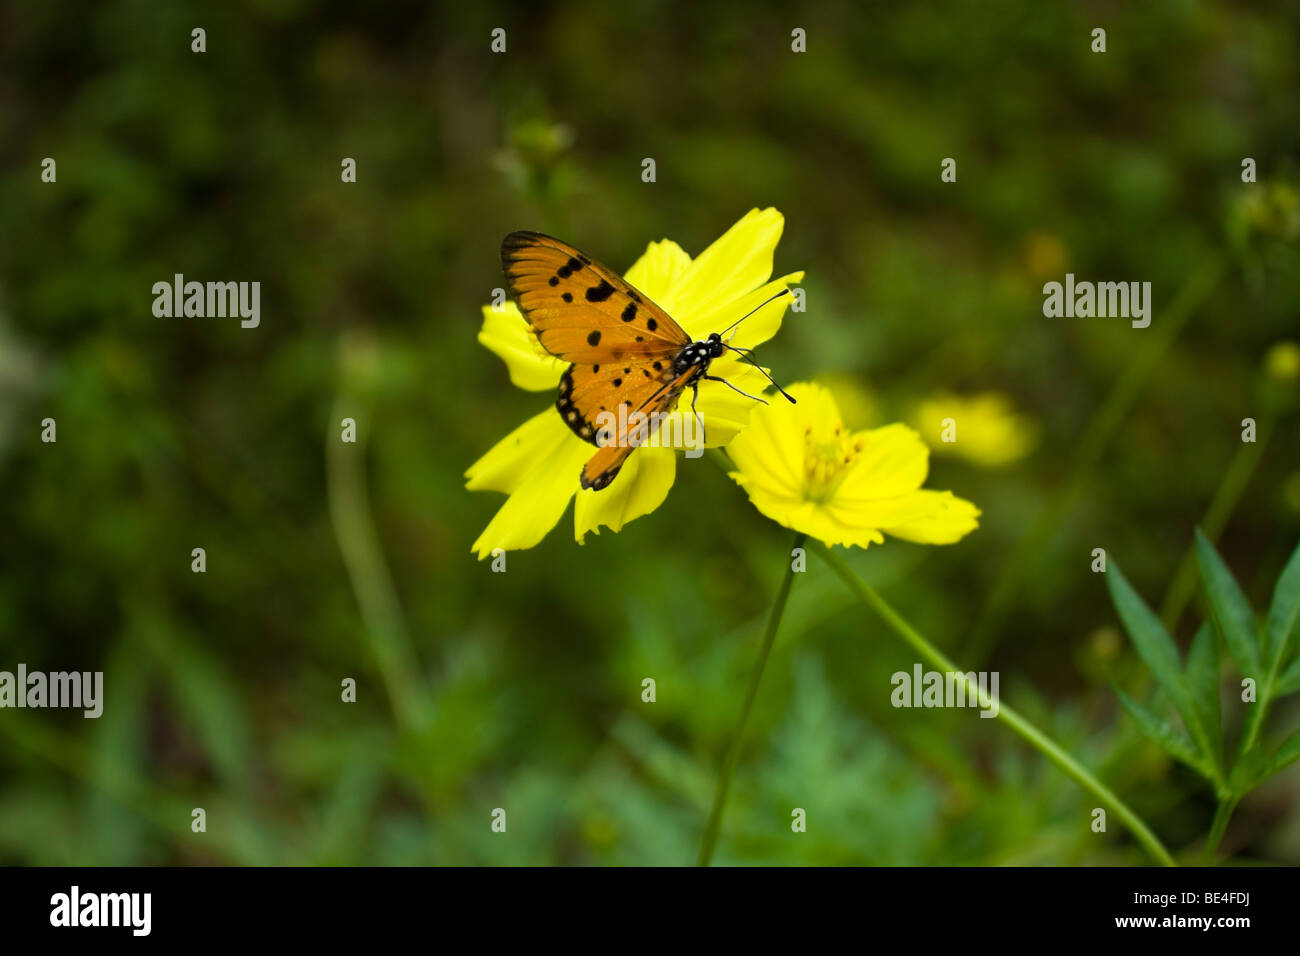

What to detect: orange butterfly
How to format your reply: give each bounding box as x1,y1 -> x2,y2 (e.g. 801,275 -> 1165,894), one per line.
501,231 -> 794,491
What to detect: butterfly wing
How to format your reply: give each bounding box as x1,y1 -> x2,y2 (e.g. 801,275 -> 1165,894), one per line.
578,367 -> 700,491
501,231 -> 701,491
501,231 -> 691,364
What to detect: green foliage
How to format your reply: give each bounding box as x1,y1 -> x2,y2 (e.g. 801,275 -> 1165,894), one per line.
1107,535 -> 1300,818
0,0 -> 1297,865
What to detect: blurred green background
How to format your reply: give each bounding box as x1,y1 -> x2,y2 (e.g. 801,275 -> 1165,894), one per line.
1,0 -> 1298,865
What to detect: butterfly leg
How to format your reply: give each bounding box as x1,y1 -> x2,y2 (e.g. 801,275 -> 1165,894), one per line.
702,373 -> 769,405
689,379 -> 706,445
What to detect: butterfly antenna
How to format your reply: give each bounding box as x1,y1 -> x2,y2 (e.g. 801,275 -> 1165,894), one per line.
718,288 -> 792,340
721,344 -> 797,404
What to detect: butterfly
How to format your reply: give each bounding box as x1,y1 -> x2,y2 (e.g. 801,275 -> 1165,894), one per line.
501,230 -> 794,491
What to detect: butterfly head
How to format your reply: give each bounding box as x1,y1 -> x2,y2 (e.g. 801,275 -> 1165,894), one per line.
674,335 -> 724,374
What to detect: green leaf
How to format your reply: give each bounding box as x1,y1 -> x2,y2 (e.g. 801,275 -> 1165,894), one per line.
1275,655 -> 1300,697
1106,560 -> 1190,713
1266,538 -> 1300,671
1195,529 -> 1261,676
1263,729 -> 1300,778
1228,729 -> 1300,794
1184,622 -> 1222,775
1228,747 -> 1269,794
1112,685 -> 1209,778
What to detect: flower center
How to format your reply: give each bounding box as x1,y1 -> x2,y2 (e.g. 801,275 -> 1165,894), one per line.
802,422 -> 862,502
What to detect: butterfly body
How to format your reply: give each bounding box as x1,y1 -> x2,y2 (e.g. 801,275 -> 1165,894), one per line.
501,231 -> 787,492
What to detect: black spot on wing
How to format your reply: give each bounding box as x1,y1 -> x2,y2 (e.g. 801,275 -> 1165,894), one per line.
587,330 -> 602,346
622,303 -> 637,322
556,367 -> 599,447
586,281 -> 615,303
581,464 -> 622,491
646,318 -> 658,331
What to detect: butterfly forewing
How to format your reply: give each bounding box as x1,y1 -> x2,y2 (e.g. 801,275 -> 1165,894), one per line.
501,231 -> 691,364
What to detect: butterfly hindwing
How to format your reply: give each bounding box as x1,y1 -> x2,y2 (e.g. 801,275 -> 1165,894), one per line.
557,354 -> 684,444
501,231 -> 691,365
578,367 -> 701,491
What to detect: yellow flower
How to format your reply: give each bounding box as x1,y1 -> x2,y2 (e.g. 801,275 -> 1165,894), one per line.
727,382 -> 980,548
1265,341 -> 1300,385
912,392 -> 1038,468
467,208 -> 803,558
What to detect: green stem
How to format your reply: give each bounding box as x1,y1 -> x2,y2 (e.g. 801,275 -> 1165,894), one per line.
812,540 -> 1178,867
1203,795 -> 1240,863
698,532 -> 805,866
326,397 -> 433,735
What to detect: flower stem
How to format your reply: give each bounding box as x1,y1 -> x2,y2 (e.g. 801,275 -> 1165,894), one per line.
327,397 -> 433,736
811,540 -> 1178,867
697,532 -> 806,866
1203,795 -> 1240,863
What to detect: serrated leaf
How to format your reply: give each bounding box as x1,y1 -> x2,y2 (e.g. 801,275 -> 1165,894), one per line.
1184,622 -> 1222,775
1112,685 -> 1209,778
1195,529 -> 1261,676
1106,561 -> 1190,714
1266,538 -> 1300,671
1275,655 -> 1300,697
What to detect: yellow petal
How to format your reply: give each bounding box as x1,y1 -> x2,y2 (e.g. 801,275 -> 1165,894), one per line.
685,270 -> 804,349
663,208 -> 785,321
574,446 -> 677,542
834,423 -> 930,505
877,490 -> 981,544
466,408 -> 569,492
729,482 -> 886,549
469,475 -> 576,558
722,382 -> 810,498
466,410 -> 588,558
783,380 -> 843,425
623,239 -> 692,301
478,304 -> 564,392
